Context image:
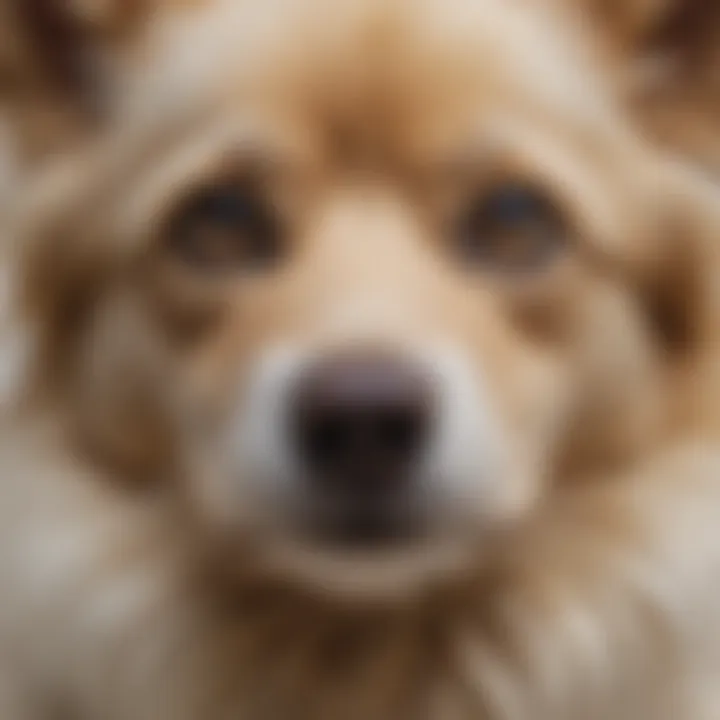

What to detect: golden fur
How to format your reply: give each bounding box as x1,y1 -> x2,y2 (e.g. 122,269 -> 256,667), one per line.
1,1 -> 720,718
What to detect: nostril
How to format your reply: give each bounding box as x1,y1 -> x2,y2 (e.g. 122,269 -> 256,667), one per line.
291,353 -> 435,489
302,411 -> 358,474
375,405 -> 427,461
301,406 -> 428,473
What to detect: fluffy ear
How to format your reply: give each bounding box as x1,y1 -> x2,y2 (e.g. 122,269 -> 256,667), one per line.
13,0 -> 147,98
573,0 -> 720,172
0,0 -> 150,153
578,0 -> 718,76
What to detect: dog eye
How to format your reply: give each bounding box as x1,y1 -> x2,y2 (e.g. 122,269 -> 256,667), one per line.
166,185 -> 283,271
453,185 -> 566,272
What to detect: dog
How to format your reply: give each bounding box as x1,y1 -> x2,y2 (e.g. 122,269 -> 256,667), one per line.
1,0 -> 720,718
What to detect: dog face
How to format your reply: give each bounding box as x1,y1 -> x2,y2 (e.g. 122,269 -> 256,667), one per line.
12,0 -> 713,598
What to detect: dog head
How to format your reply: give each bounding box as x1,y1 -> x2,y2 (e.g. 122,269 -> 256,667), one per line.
9,0 -> 720,600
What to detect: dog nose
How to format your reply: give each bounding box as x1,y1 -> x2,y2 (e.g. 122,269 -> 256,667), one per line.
292,353 -> 435,496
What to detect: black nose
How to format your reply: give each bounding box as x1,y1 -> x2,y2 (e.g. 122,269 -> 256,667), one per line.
292,353 -> 435,498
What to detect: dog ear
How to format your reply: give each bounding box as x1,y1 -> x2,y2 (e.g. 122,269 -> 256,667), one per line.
572,0 -> 720,171
4,0 -> 149,122
578,0 -> 718,72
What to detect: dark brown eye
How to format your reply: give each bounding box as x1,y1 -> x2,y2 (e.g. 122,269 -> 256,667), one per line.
454,184 -> 566,272
165,184 -> 283,272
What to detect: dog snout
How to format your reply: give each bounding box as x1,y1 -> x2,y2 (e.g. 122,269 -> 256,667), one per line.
291,353 -> 436,495
234,344 -> 494,550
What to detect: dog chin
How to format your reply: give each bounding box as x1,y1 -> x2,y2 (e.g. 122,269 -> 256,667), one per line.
251,535 -> 480,603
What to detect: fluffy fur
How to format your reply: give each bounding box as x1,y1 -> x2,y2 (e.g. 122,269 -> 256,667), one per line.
1,1 -> 720,718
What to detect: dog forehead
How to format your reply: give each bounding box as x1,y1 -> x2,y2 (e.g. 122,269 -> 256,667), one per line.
118,0 -> 613,152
